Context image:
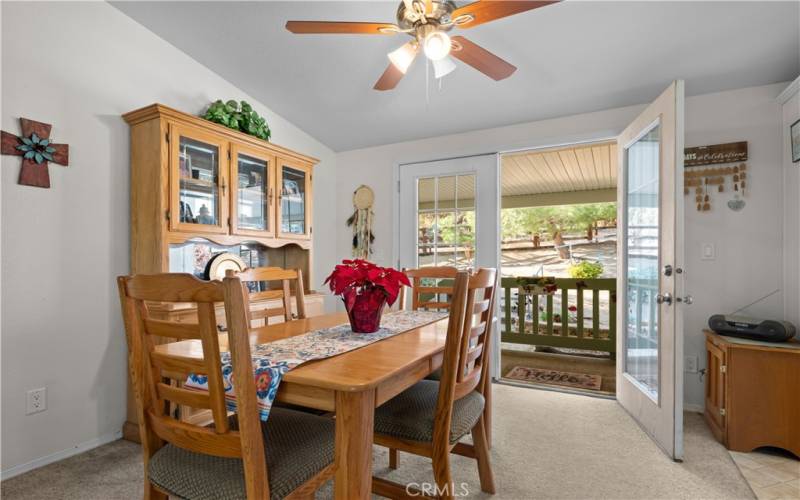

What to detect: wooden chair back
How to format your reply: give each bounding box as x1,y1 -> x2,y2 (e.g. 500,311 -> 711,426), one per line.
227,266 -> 306,325
399,266 -> 459,311
117,273 -> 269,499
435,268 -> 498,441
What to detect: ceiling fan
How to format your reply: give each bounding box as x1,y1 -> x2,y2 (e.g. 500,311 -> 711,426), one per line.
286,0 -> 559,91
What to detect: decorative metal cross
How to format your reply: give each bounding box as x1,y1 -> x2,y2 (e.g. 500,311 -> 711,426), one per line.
1,118 -> 69,188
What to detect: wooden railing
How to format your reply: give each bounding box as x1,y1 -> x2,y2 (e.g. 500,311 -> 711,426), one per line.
500,277 -> 617,353
626,281 -> 659,349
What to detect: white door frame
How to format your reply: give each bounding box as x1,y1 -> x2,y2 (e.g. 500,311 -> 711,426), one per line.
393,153 -> 501,377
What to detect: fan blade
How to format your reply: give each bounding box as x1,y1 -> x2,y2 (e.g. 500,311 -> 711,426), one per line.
374,64 -> 406,91
452,1 -> 559,29
285,21 -> 398,35
450,36 -> 516,80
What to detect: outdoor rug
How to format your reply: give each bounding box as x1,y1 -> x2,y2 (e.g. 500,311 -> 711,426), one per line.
505,366 -> 602,391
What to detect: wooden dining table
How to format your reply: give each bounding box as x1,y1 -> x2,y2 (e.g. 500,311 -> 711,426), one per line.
154,311 -> 452,500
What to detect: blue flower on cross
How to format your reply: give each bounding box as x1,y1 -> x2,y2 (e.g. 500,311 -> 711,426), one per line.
15,133 -> 56,164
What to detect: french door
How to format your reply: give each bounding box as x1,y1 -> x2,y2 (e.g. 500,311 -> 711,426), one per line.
616,81 -> 686,460
398,154 -> 500,374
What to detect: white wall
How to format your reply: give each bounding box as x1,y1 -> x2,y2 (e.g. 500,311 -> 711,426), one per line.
335,82 -> 789,410
682,84 -> 787,406
0,1 -> 336,477
780,78 -> 800,329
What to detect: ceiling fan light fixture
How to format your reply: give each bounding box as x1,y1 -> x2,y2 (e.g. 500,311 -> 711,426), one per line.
423,31 -> 451,61
432,57 -> 456,79
388,41 -> 418,74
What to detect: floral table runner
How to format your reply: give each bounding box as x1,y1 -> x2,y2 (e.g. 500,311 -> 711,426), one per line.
185,310 -> 448,421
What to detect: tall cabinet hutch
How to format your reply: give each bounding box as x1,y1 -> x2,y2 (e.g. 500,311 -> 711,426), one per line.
122,103 -> 323,440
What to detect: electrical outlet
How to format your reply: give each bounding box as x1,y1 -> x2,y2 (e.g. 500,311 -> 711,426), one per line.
26,387 -> 47,415
684,355 -> 699,374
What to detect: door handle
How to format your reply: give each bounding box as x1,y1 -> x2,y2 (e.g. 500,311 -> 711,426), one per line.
656,292 -> 673,305
676,295 -> 693,305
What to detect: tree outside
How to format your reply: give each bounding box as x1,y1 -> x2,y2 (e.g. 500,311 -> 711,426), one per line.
501,202 -> 617,278
501,202 -> 616,242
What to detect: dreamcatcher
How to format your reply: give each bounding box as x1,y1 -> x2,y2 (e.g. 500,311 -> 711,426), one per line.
346,185 -> 375,259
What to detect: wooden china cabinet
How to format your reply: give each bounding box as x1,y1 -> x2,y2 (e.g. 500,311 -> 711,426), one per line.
121,103 -> 322,441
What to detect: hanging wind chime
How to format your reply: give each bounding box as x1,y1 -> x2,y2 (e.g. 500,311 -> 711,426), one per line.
346,185 -> 375,259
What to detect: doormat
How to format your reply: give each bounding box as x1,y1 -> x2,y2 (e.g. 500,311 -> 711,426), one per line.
504,366 -> 602,391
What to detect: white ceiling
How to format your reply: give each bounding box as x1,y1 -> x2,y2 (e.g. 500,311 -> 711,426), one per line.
113,1 -> 799,152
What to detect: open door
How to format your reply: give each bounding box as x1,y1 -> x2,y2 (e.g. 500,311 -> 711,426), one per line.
616,81 -> 685,460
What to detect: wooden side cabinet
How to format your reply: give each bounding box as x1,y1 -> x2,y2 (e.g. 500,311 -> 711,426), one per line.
704,330 -> 800,457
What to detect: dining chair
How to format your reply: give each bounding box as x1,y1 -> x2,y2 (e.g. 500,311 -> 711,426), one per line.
397,266 -> 458,386
117,273 -> 334,500
227,266 -> 306,326
398,266 -> 458,312
373,268 -> 498,500
394,265 -> 494,461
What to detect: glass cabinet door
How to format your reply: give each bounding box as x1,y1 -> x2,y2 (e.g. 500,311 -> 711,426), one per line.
169,124 -> 228,234
231,145 -> 275,238
277,159 -> 311,239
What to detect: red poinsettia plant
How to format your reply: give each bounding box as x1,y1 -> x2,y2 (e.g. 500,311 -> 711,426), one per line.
324,259 -> 411,333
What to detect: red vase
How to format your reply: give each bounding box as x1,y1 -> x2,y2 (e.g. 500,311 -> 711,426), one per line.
343,288 -> 387,333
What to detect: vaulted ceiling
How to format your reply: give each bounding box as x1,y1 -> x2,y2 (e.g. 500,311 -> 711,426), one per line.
113,1 -> 799,152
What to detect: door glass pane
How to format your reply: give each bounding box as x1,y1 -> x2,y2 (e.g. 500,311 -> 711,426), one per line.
418,177 -> 436,267
416,174 -> 476,271
624,124 -> 661,400
281,166 -> 306,234
178,137 -> 219,225
455,175 -> 476,270
237,154 -> 269,231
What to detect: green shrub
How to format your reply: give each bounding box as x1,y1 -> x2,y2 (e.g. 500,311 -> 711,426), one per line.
567,261 -> 603,279
202,100 -> 271,141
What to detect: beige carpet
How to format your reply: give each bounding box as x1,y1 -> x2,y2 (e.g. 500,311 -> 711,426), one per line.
2,384 -> 753,499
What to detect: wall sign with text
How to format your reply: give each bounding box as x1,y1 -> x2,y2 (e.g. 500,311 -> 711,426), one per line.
684,141 -> 748,167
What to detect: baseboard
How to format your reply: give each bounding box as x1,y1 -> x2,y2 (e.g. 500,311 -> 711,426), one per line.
1,430 -> 123,481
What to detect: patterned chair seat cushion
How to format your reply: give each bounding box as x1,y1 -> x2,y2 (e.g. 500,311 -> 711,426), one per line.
148,407 -> 334,500
374,380 -> 485,445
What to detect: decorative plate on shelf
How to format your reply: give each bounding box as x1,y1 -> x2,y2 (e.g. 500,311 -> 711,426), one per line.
204,252 -> 246,281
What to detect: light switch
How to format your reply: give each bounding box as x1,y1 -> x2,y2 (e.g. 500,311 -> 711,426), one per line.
701,243 -> 715,261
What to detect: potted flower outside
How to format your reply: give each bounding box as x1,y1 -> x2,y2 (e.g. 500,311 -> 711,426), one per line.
324,259 -> 411,333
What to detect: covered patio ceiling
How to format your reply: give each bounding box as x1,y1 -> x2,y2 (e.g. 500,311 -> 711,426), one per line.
418,141 -> 618,210
501,141 -> 617,208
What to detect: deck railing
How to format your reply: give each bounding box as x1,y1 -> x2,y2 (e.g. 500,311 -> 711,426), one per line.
626,281 -> 659,349
500,277 -> 617,353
